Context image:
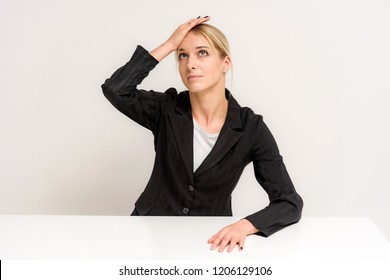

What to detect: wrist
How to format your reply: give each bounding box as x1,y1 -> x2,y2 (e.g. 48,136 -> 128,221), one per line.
150,42 -> 175,62
239,219 -> 259,235
162,40 -> 177,53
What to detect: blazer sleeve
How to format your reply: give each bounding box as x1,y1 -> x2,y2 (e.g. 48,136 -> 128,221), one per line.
101,45 -> 177,132
245,117 -> 303,237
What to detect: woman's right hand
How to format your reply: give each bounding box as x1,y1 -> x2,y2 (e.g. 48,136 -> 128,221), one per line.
150,16 -> 210,62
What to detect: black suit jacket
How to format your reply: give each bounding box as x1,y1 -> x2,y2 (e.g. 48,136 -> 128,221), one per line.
101,45 -> 303,237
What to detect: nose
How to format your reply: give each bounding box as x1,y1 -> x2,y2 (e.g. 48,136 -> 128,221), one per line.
187,56 -> 197,70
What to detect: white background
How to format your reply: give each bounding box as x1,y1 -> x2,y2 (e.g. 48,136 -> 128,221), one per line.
1,0 -> 389,240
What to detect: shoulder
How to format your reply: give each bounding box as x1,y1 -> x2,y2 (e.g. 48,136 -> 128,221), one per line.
240,107 -> 272,141
227,91 -> 263,122
232,98 -> 273,143
152,89 -> 191,115
240,106 -> 263,123
231,97 -> 265,129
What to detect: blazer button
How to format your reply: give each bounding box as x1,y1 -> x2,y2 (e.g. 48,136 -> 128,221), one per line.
188,185 -> 194,192
182,207 -> 189,215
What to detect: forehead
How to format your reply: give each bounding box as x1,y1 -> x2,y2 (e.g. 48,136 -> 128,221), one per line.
178,32 -> 213,51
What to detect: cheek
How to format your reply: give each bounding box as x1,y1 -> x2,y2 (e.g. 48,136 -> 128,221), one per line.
211,60 -> 224,71
178,65 -> 186,78
208,64 -> 223,80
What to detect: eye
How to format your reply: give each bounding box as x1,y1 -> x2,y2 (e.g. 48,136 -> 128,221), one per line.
199,49 -> 208,57
178,53 -> 187,60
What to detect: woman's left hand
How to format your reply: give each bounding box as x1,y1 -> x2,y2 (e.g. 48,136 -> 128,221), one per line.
208,219 -> 259,253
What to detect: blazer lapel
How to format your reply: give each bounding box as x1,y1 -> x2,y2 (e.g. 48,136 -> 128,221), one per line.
194,92 -> 244,177
168,92 -> 194,181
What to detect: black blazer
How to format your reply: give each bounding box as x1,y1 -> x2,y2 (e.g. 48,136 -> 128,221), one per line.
101,45 -> 303,237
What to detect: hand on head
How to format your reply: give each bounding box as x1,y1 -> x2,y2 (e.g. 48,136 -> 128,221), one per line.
165,16 -> 211,52
149,16 -> 210,61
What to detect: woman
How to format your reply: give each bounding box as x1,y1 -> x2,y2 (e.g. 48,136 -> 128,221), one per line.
101,16 -> 303,253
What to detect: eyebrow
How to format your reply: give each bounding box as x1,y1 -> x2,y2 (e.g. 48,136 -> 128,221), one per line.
178,46 -> 209,52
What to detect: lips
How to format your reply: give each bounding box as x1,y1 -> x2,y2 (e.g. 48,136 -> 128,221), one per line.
187,74 -> 202,81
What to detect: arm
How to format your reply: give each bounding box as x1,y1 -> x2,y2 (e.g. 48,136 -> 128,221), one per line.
245,118 -> 303,237
101,45 -> 173,132
101,17 -> 210,132
208,117 -> 303,252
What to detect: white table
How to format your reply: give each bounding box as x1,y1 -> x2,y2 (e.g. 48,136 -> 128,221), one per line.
0,215 -> 389,260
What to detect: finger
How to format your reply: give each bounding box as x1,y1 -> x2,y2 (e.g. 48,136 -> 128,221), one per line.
217,236 -> 231,252
227,238 -> 239,253
238,236 -> 246,251
184,19 -> 194,26
208,229 -> 222,244
208,235 -> 216,243
208,232 -> 223,243
185,16 -> 210,28
209,227 -> 228,247
184,17 -> 199,26
196,16 -> 211,24
208,231 -> 221,249
210,235 -> 223,250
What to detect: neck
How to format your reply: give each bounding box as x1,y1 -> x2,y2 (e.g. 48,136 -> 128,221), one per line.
189,87 -> 228,134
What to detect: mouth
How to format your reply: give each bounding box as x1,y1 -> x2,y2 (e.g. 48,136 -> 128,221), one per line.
187,75 -> 202,81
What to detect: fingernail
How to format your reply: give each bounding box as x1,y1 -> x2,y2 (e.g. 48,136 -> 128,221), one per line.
197,16 -> 200,19
204,16 -> 209,18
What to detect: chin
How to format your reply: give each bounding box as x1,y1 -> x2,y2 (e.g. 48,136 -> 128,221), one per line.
187,82 -> 213,93
188,88 -> 207,94
186,85 -> 204,93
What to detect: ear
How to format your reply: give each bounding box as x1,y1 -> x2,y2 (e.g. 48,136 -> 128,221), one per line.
222,55 -> 231,73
